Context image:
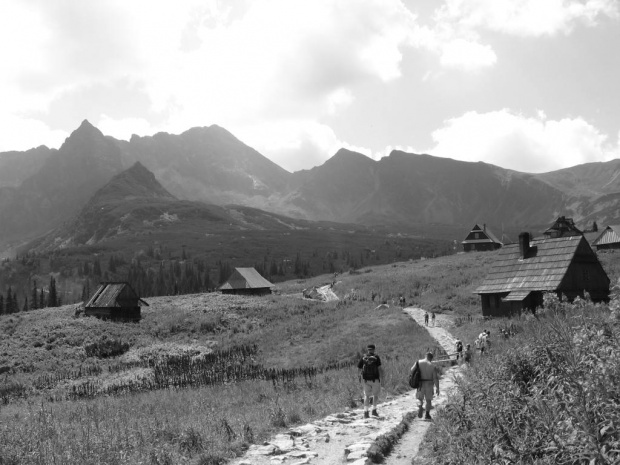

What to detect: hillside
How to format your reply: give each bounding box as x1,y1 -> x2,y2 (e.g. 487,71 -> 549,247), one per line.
1,250 -> 619,464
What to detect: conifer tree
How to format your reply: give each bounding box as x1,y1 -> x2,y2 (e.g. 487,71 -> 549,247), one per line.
31,280 -> 38,310
39,288 -> 45,309
6,287 -> 13,314
48,276 -> 58,307
23,297 -> 28,312
93,259 -> 102,277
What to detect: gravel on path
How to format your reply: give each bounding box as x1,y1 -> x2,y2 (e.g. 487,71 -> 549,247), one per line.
231,307 -> 464,465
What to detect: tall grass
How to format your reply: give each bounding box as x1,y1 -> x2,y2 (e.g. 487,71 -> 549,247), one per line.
0,291 -> 443,464
416,292 -> 620,464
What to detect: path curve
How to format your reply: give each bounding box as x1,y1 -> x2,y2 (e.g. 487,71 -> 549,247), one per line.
231,307 -> 463,465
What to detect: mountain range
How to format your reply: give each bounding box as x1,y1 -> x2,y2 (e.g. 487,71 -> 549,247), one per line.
2,119 -> 620,253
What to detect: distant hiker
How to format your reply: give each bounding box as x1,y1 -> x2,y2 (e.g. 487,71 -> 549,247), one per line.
431,312 -> 436,327
414,352 -> 440,420
399,296 -> 405,307
477,330 -> 488,356
358,344 -> 384,418
424,312 -> 429,326
464,344 -> 472,363
454,339 -> 463,360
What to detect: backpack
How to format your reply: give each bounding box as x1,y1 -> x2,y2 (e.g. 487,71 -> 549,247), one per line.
408,361 -> 421,389
456,341 -> 463,351
362,354 -> 380,380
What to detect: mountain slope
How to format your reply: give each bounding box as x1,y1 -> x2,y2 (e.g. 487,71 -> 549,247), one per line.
119,125 -> 291,204
287,150 -> 568,229
0,120 -> 124,243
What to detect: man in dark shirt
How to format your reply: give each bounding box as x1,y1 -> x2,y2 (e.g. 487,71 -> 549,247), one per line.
358,344 -> 384,418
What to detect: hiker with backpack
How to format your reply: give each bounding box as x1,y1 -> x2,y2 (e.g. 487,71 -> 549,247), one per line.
424,312 -> 429,326
414,351 -> 440,420
358,344 -> 384,418
431,312 -> 436,326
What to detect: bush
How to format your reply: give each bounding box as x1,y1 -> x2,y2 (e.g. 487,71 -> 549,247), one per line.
84,338 -> 130,358
418,298 -> 620,464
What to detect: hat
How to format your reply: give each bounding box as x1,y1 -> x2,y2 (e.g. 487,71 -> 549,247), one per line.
367,344 -> 376,350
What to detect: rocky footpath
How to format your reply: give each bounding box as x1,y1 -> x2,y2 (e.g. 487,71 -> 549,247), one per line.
232,308 -> 463,465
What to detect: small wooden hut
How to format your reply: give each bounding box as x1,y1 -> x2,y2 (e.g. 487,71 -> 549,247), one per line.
85,282 -> 148,322
475,232 -> 609,317
219,267 -> 274,296
461,223 -> 503,252
543,215 -> 582,238
592,225 -> 620,250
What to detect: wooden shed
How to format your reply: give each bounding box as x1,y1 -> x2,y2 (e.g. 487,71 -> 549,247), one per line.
475,232 -> 609,317
461,224 -> 503,252
592,225 -> 620,250
219,267 -> 274,296
543,215 -> 582,238
85,282 -> 148,322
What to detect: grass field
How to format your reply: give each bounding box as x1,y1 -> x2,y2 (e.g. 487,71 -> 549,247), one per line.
1,249 -> 618,464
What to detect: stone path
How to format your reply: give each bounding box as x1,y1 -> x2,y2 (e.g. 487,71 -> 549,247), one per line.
231,308 -> 463,465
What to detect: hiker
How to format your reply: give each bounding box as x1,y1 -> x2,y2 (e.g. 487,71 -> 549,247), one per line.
358,344 -> 384,418
464,344 -> 472,363
424,312 -> 429,326
454,338 -> 463,360
431,312 -> 436,327
415,352 -> 440,420
477,331 -> 488,356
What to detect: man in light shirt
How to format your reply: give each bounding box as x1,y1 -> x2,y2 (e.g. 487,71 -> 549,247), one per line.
415,351 -> 440,420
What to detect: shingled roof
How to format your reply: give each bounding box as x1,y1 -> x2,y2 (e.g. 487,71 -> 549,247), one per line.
592,225 -> 620,247
85,282 -> 148,307
462,223 -> 502,245
475,235 -> 585,294
219,267 -> 274,291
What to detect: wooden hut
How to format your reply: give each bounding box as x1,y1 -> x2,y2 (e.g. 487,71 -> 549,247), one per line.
85,282 -> 148,322
219,267 -> 274,296
543,215 -> 582,238
475,232 -> 609,317
592,225 -> 620,250
461,223 -> 503,252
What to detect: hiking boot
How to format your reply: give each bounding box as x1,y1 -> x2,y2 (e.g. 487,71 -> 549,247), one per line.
363,411 -> 369,419
371,409 -> 379,417
417,406 -> 424,418
425,412 -> 432,420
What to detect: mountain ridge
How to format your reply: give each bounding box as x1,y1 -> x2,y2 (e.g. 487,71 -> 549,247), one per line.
2,120 -> 620,252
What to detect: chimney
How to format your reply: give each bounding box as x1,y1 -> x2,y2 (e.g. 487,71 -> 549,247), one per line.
518,232 -> 530,259
483,223 -> 486,232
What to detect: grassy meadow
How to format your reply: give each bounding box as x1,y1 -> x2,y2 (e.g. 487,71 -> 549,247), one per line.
1,249 -> 619,464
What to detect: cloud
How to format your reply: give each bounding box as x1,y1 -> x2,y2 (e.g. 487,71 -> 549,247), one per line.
236,120 -> 372,173
439,38 -> 497,71
435,0 -> 619,37
428,109 -> 616,173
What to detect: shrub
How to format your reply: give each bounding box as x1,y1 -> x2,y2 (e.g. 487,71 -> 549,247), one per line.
84,338 -> 130,358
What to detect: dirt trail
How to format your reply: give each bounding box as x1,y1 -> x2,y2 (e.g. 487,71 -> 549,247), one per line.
231,307 -> 463,465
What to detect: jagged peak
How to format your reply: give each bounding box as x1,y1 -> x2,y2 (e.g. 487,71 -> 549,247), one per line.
90,162 -> 176,203
62,119 -> 106,147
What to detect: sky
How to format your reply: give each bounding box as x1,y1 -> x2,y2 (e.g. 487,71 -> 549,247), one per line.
1,0 -> 619,174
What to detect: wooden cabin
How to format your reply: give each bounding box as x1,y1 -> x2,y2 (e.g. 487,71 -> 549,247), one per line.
219,267 -> 274,296
592,225 -> 620,250
85,282 -> 148,322
543,215 -> 582,238
461,224 -> 503,252
475,232 -> 609,317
